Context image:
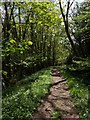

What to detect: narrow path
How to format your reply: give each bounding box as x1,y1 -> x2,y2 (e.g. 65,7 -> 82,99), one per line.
32,68 -> 79,120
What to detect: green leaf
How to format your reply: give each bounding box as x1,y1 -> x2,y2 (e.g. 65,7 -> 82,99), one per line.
38,21 -> 42,25
28,41 -> 33,45
10,39 -> 16,44
20,51 -> 23,54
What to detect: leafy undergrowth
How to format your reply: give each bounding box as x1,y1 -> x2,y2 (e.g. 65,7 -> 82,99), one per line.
60,62 -> 90,120
2,68 -> 52,120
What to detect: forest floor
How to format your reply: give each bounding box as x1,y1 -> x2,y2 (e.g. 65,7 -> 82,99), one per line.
32,68 -> 79,120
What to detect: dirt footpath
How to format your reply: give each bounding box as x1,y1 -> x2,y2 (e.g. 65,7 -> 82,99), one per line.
32,68 -> 79,120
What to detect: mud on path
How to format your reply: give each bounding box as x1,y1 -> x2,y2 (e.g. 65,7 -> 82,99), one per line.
32,68 -> 79,120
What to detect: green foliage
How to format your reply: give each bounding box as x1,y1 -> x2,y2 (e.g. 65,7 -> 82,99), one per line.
51,111 -> 61,119
61,63 -> 89,119
68,59 -> 90,74
1,2 -> 65,83
55,44 -> 70,65
73,1 -> 90,57
51,108 -> 62,119
69,82 -> 88,119
2,68 -> 52,120
2,1 -> 90,119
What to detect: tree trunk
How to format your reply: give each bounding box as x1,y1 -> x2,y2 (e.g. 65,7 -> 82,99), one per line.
59,1 -> 78,56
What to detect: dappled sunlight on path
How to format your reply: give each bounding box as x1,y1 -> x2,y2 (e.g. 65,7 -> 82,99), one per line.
32,68 -> 79,120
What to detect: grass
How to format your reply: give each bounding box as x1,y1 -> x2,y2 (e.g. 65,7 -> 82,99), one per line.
51,108 -> 62,119
2,60 -> 90,120
2,68 -> 52,120
60,63 -> 90,120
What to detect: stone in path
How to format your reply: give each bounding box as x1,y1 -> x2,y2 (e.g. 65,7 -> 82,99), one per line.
32,68 -> 79,120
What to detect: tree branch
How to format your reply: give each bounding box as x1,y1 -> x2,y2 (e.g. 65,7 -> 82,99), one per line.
69,0 -> 75,9
59,1 -> 66,23
66,1 -> 70,27
23,13 -> 30,40
10,2 -> 15,20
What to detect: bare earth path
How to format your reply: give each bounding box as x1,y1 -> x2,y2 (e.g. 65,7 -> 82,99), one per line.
32,68 -> 79,120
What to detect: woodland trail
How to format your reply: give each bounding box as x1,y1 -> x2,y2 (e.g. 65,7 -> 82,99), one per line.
32,68 -> 79,120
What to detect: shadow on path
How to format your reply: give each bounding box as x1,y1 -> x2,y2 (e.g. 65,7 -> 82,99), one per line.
32,68 -> 79,120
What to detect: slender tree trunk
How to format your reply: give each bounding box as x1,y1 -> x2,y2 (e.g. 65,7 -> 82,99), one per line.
59,1 -> 78,56
3,3 -> 11,84
19,7 -> 21,41
23,13 -> 30,40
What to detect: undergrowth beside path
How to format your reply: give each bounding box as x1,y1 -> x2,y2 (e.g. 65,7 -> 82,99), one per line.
33,68 -> 79,120
60,63 -> 89,120
2,68 -> 52,120
2,62 -> 90,120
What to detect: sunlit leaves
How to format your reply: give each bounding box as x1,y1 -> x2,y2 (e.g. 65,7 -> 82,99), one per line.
2,1 -> 67,88
9,39 -> 16,44
28,41 -> 33,45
